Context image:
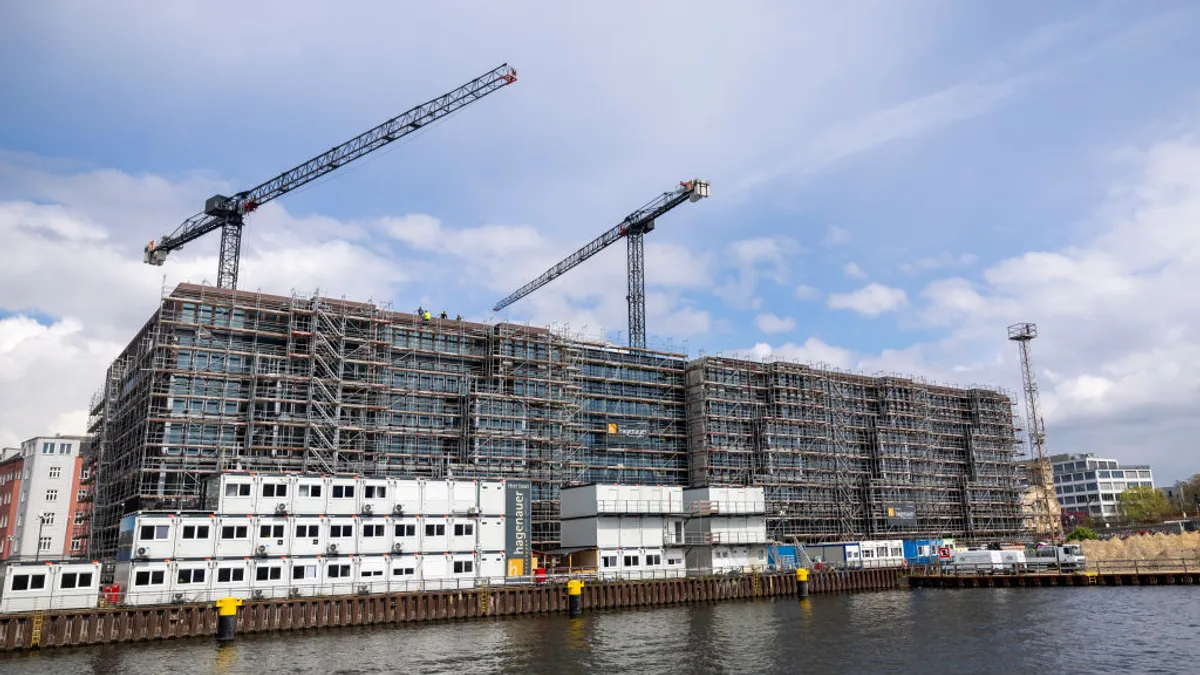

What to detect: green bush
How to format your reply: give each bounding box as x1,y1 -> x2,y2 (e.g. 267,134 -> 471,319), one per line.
1066,526 -> 1098,542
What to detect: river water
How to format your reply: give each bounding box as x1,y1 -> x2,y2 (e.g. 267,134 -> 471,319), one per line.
3,587 -> 1197,674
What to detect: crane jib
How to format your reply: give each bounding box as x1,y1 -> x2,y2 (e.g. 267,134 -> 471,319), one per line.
143,63 -> 518,290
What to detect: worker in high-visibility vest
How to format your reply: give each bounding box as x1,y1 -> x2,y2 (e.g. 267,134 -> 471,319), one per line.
422,311 -> 431,322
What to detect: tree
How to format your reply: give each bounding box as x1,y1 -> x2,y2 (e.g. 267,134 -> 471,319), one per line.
1169,474 -> 1200,512
1066,526 -> 1098,542
1116,485 -> 1173,523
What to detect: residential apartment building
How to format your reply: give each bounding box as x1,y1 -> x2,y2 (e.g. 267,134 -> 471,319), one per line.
1050,453 -> 1155,520
0,435 -> 93,560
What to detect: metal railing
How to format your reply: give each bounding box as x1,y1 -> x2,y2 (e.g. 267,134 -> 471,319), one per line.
922,558 -> 1200,576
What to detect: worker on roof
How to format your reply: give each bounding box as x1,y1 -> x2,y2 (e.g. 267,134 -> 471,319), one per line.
422,310 -> 431,322
455,314 -> 462,321
440,311 -> 448,319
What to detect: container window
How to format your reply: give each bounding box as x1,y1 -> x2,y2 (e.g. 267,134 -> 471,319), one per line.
454,523 -> 474,537
300,484 -> 322,498
221,525 -> 249,540
260,524 -> 285,539
364,485 -> 386,499
395,524 -> 416,537
217,568 -> 245,583
256,567 -> 282,581
332,485 -> 355,499
425,523 -> 445,536
261,483 -> 288,498
225,483 -> 251,497
178,568 -> 206,584
453,560 -> 474,574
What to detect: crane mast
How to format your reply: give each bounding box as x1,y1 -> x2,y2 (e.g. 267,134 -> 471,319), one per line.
493,179 -> 709,349
144,63 -> 518,290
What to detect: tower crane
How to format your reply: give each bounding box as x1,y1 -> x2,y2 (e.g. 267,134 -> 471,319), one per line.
493,179 -> 709,349
143,63 -> 518,290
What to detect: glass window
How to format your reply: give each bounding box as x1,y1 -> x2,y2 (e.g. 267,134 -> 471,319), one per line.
217,568 -> 245,583
59,443 -> 71,454
48,466 -> 62,479
425,523 -> 445,536
453,560 -> 474,574
262,483 -> 287,498
42,443 -> 54,454
299,484 -> 322,498
45,489 -> 58,501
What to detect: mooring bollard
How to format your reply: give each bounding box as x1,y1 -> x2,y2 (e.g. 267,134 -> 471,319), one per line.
216,596 -> 243,643
796,568 -> 810,598
567,579 -> 583,618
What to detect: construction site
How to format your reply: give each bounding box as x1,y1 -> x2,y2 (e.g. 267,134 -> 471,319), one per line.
81,62 -> 1026,558
87,283 -> 1023,557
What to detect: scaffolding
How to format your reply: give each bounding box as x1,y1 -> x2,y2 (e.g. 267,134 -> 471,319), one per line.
684,357 -> 1022,544
89,284 -> 1023,556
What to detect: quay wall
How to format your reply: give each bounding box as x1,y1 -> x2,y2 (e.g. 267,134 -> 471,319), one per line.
0,569 -> 900,651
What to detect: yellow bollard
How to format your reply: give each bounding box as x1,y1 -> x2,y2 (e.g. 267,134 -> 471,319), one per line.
796,568 -> 810,598
215,597 -> 243,643
567,579 -> 584,618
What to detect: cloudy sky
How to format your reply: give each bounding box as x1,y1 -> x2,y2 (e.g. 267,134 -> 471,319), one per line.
2,2 -> 1199,481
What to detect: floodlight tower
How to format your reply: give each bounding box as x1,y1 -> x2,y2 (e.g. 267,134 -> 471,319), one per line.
1008,322 -> 1061,542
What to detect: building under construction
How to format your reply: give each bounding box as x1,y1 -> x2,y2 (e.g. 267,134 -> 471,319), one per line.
88,284 -> 1021,557
684,357 -> 1023,543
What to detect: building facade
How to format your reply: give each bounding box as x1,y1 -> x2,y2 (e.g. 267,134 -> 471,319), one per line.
87,284 -> 1024,558
0,435 -> 93,560
1050,453 -> 1155,520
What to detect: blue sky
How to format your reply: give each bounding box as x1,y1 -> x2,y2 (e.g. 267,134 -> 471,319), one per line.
2,2 -> 1200,482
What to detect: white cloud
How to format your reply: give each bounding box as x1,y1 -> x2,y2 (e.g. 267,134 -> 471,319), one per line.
824,226 -> 852,246
754,313 -> 797,334
713,236 -> 803,308
794,284 -> 821,300
827,283 -> 908,316
880,137 -> 1200,481
900,252 -> 979,274
843,261 -> 867,278
745,338 -> 855,370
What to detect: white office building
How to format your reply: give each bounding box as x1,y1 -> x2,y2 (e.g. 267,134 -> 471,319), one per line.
558,484 -> 687,579
682,486 -> 768,574
1050,453 -> 1155,520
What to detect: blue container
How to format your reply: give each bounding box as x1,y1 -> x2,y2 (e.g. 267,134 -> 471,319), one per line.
768,544 -> 798,569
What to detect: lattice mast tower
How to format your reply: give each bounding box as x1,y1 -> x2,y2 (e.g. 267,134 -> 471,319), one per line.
1008,322 -> 1061,542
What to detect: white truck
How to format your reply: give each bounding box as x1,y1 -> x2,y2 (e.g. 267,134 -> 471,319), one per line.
1025,544 -> 1086,571
945,549 -> 1027,574
944,545 -> 1086,574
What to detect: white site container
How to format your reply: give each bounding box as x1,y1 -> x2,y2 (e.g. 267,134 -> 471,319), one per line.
560,484 -> 603,519
447,516 -> 477,553
326,476 -> 360,515
421,553 -> 450,589
248,558 -> 290,599
478,517 -> 504,551
479,552 -> 506,583
360,478 -> 392,516
423,480 -> 450,515
173,515 -> 217,559
449,481 -> 478,515
210,559 -> 252,600
478,481 -> 504,516
217,473 -> 255,514
421,516 -> 449,553
254,516 -> 291,557
392,479 -> 422,517
325,516 -> 357,556
257,475 -> 292,515
170,559 -> 215,604
214,515 -> 255,558
357,517 -> 391,555
288,557 -> 321,597
596,547 -> 677,580
321,557 -> 358,596
0,561 -> 101,613
860,540 -> 905,568
292,475 -> 329,515
391,517 -> 420,555
120,560 -> 174,606
387,554 -> 422,593
130,514 -> 179,559
358,556 -> 388,594
290,516 -> 327,556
